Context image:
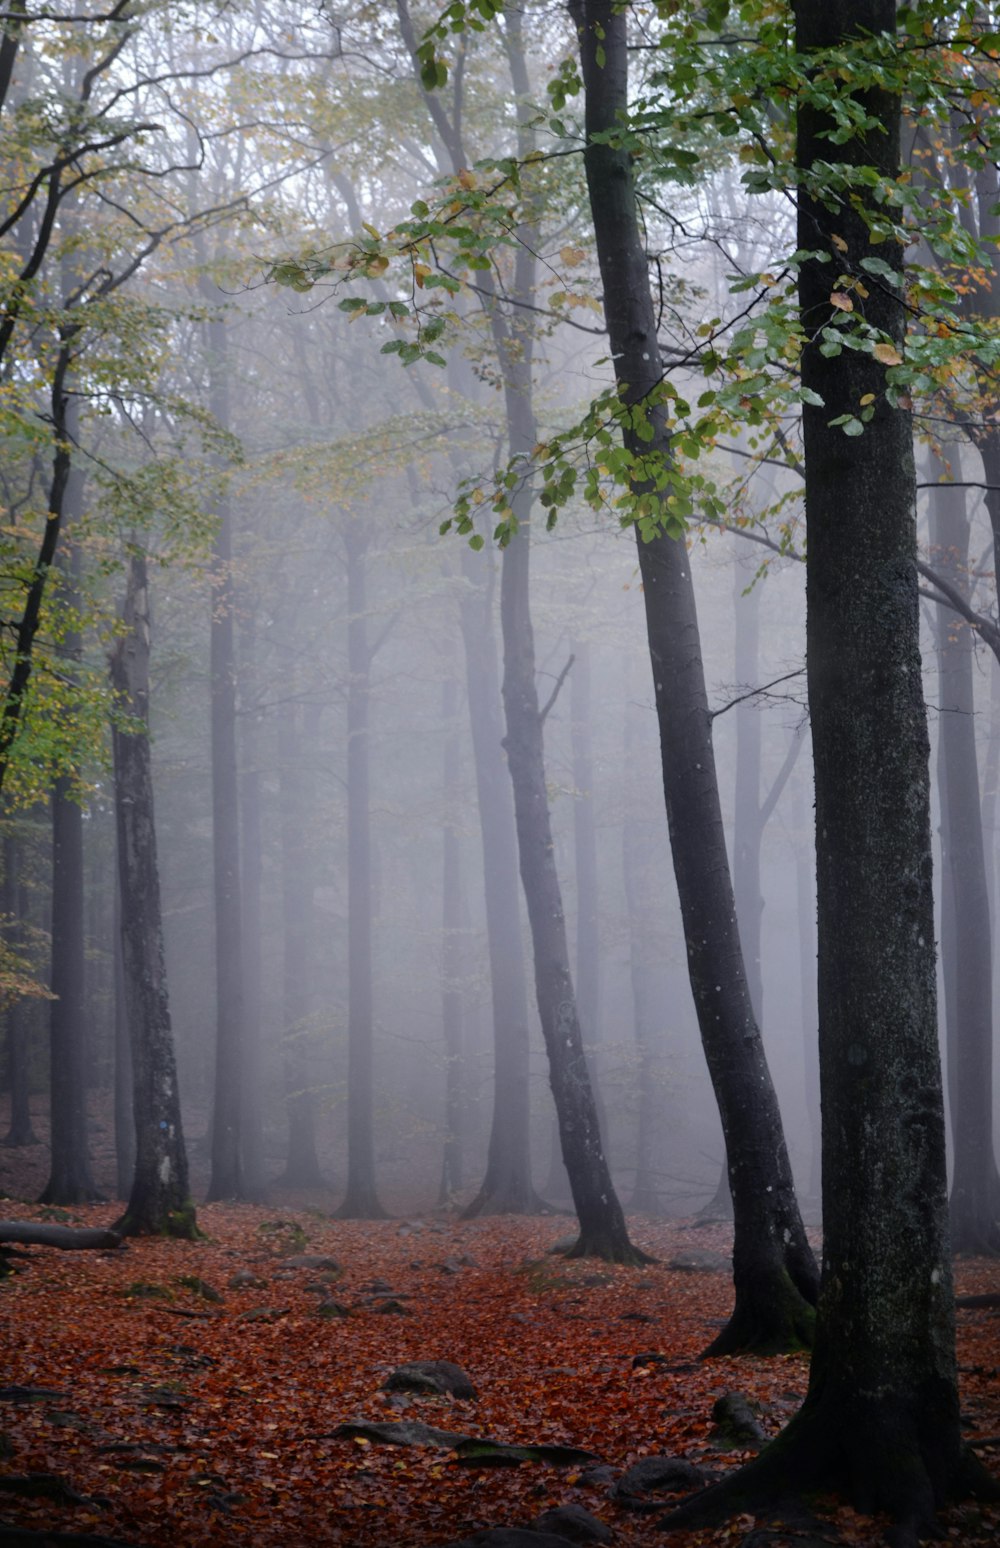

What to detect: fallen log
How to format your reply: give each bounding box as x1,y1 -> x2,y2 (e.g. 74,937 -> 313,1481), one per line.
0,1222 -> 122,1251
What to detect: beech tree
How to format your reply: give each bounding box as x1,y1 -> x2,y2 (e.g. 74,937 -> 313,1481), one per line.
570,0 -> 816,1341
110,548 -> 195,1237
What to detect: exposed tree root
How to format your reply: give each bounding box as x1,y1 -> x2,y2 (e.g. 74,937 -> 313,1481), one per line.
659,1393 -> 1000,1548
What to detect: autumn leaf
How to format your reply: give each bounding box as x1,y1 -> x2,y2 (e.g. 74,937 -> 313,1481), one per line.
873,341 -> 903,366
829,292 -> 854,311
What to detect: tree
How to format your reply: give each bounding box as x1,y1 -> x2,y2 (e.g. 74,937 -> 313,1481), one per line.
663,0 -> 999,1535
571,0 -> 816,1345
930,477 -> 1000,1254
110,547 -> 195,1238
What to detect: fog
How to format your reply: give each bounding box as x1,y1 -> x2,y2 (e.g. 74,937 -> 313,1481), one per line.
0,0 -> 997,1232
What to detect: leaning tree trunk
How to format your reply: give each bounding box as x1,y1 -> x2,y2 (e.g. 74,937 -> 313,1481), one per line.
491,14 -> 643,1264
205,314 -> 245,1203
110,549 -> 195,1238
337,521 -> 386,1219
622,702 -> 664,1215
930,483 -> 999,1254
573,0 -> 816,1344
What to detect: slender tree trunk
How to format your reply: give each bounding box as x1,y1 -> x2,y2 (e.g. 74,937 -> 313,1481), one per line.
238,617 -> 266,1198
337,522 -> 385,1218
112,876 -> 134,1196
571,641 -> 606,1147
438,678 -> 464,1204
3,828 -> 37,1147
110,550 -> 195,1238
457,539 -> 540,1217
278,696 -> 324,1189
573,0 -> 815,1343
622,703 -> 662,1215
930,485 -> 1000,1253
206,316 -> 244,1202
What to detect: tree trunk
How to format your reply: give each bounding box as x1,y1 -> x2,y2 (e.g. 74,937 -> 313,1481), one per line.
110,549 -> 195,1238
438,679 -> 464,1204
573,0 -> 816,1343
112,876 -> 134,1197
480,12 -> 642,1263
278,695 -> 324,1189
205,315 -> 244,1202
570,641 -> 607,1149
337,521 -> 386,1218
666,5 -> 992,1534
930,484 -> 1000,1254
622,703 -> 663,1215
457,538 -> 541,1218
238,616 -> 267,1198
3,827 -> 37,1147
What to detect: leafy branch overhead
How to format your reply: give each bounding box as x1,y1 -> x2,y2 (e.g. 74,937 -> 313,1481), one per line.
270,1 -> 1000,545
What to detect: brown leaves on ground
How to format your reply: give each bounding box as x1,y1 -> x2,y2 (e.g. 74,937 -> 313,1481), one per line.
0,1205 -> 997,1548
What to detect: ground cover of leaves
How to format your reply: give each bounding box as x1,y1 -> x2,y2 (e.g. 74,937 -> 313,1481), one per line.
0,1204 -> 998,1548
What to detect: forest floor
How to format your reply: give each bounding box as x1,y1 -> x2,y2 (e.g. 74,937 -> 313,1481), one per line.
0,1193 -> 998,1548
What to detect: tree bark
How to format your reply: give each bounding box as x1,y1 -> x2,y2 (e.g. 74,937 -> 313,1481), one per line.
112,876 -> 134,1197
573,0 -> 815,1343
110,549 -> 195,1238
930,483 -> 1000,1253
238,615 -> 267,1198
570,641 -> 606,1148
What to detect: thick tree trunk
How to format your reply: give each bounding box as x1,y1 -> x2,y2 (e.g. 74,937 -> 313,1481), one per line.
3,828 -> 37,1147
278,696 -> 324,1190
438,679 -> 464,1204
666,5 -> 993,1535
930,486 -> 1000,1253
337,522 -> 386,1219
205,316 -> 245,1203
110,550 -> 195,1238
457,540 -> 540,1218
573,0 -> 815,1342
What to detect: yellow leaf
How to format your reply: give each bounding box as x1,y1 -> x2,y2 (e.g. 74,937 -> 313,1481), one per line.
829,292 -> 853,311
873,342 -> 903,366
362,221 -> 380,239
457,168 -> 477,189
560,245 -> 586,267
859,393 -> 875,406
831,233 -> 848,253
413,262 -> 432,288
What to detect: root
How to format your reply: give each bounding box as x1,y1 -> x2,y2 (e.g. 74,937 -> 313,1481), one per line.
563,1231 -> 656,1266
701,1268 -> 816,1357
659,1394 -> 999,1548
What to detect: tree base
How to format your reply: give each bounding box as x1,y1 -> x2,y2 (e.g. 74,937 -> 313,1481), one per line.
461,1185 -> 554,1220
660,1390 -> 1000,1548
335,1191 -> 389,1221
112,1196 -> 200,1240
562,1230 -> 656,1266
701,1265 -> 816,1357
